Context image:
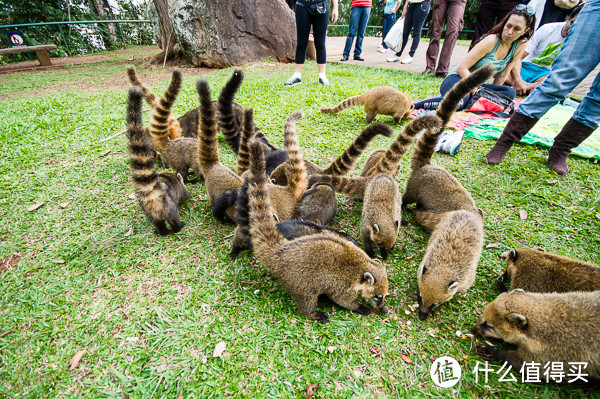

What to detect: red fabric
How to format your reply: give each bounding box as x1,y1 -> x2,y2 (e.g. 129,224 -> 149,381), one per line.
468,97 -> 504,113
352,0 -> 372,6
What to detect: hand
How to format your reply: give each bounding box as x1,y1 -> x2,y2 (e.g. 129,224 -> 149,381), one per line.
401,10 -> 407,18
331,8 -> 338,24
514,80 -> 527,96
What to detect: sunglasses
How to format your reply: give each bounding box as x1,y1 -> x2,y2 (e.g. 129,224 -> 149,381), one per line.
514,3 -> 536,16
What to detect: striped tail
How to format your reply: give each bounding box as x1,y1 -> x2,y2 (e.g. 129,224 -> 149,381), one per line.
436,64 -> 495,128
197,79 -> 220,169
248,140 -> 284,258
126,66 -> 159,107
283,112 -> 308,200
147,68 -> 182,151
320,95 -> 362,114
237,108 -> 255,175
127,87 -> 158,193
217,69 -> 244,153
323,122 -> 394,175
368,114 -> 442,177
308,174 -> 369,199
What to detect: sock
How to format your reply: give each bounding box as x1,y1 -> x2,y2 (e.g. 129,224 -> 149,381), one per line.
291,72 -> 301,79
318,73 -> 327,80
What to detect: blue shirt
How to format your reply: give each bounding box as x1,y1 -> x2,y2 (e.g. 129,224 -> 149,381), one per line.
384,0 -> 399,13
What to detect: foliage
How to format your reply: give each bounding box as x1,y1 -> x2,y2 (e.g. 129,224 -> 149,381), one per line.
0,46 -> 599,397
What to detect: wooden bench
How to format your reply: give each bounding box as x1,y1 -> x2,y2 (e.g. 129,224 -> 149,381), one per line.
0,44 -> 57,66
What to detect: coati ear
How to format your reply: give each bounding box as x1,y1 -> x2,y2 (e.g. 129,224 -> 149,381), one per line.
448,281 -> 459,295
395,220 -> 400,233
507,313 -> 528,329
418,264 -> 427,277
363,272 -> 375,286
373,224 -> 380,234
477,208 -> 484,219
502,249 -> 518,261
535,247 -> 546,252
270,178 -> 276,184
176,173 -> 184,183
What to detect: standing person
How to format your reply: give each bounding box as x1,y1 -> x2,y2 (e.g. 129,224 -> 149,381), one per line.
285,0 -> 339,86
505,4 -> 582,95
469,0 -> 522,50
424,0 -> 468,77
387,0 -> 432,63
484,0 -> 599,176
414,4 -> 535,110
378,0 -> 401,53
341,0 -> 372,61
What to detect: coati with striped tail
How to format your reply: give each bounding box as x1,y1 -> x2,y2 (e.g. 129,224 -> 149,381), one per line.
197,79 -> 242,221
416,209 -> 483,320
126,87 -> 190,235
361,174 -> 401,260
402,65 -> 495,229
247,139 -> 389,322
496,248 -> 600,294
472,289 -> 600,384
320,86 -> 414,123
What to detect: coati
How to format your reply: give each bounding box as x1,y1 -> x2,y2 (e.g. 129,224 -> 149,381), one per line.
298,184 -> 337,226
472,289 -> 600,383
361,174 -> 401,260
247,139 -> 389,322
416,210 -> 483,320
320,86 -> 414,123
228,111 -> 308,258
402,65 -> 496,229
126,87 -> 190,235
197,79 -> 242,221
496,247 -> 600,293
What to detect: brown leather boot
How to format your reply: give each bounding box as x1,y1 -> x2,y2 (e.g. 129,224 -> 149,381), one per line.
484,112 -> 539,164
548,118 -> 595,176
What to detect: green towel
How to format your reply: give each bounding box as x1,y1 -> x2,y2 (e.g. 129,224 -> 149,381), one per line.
464,104 -> 600,160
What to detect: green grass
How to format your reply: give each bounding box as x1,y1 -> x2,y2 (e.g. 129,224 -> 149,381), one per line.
1,46 -> 599,398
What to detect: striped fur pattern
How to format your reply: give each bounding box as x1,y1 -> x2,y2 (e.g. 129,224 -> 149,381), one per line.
236,108 -> 254,175
127,87 -> 190,235
247,140 -> 389,322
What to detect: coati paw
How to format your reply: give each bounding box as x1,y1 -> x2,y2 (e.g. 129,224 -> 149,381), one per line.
354,304 -> 374,316
314,311 -> 330,323
171,222 -> 185,233
229,250 -> 240,261
476,346 -> 501,361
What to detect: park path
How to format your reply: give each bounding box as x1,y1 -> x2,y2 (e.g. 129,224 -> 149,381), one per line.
325,36 -> 596,100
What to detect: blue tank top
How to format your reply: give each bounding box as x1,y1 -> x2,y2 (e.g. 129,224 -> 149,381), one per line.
448,37 -> 519,77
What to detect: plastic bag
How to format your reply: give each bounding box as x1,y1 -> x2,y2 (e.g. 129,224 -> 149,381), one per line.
384,17 -> 405,53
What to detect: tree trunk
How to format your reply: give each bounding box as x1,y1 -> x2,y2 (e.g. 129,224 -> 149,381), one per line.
89,0 -> 118,48
168,0 -> 296,68
151,0 -> 177,63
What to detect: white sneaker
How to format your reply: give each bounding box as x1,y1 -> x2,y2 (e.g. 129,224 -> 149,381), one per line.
400,56 -> 413,64
387,56 -> 401,62
377,46 -> 389,53
318,76 -> 330,86
284,76 -> 302,86
435,130 -> 464,156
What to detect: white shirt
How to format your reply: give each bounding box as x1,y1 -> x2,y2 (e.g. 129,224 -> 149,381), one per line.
523,22 -> 566,65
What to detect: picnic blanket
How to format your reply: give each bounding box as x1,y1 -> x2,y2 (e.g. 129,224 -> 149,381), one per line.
464,104 -> 600,160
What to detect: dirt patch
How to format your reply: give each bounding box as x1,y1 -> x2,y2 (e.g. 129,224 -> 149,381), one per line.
1,253 -> 22,272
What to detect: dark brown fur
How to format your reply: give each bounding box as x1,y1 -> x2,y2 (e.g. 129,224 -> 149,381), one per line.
126,87 -> 190,235
321,86 -> 414,123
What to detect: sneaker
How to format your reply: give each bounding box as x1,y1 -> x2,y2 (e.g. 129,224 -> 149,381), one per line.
387,56 -> 401,62
400,56 -> 413,64
284,76 -> 302,86
435,130 -> 465,156
318,76 -> 330,86
377,47 -> 389,53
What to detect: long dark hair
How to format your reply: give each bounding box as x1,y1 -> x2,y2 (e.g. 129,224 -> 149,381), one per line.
484,6 -> 536,44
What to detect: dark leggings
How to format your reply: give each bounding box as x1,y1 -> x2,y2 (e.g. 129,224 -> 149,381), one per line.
395,1 -> 431,57
414,73 -> 517,110
295,2 -> 329,64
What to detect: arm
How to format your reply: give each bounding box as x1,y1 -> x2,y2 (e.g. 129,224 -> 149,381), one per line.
401,1 -> 409,18
331,0 -> 339,24
493,40 -> 528,86
510,51 -> 529,95
394,0 -> 401,12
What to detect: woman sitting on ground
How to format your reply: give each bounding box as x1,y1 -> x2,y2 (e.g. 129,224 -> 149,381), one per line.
413,4 -> 536,111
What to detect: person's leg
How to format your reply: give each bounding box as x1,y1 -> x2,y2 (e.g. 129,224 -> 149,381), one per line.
486,0 -> 600,165
343,6 -> 361,58
437,0 -> 466,74
425,0 -> 448,71
407,0 -> 431,58
398,4 -> 416,56
286,2 -> 310,84
313,9 -> 331,85
413,74 -> 462,109
469,0 -> 495,50
381,13 -> 396,48
354,6 -> 372,58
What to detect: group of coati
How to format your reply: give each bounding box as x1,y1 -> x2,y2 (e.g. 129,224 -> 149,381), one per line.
124,63 -> 600,386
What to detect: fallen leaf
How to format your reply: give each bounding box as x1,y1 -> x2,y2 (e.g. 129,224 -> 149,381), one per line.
124,228 -> 133,237
305,383 -> 319,399
128,194 -> 136,200
370,346 -> 381,355
69,349 -> 86,371
100,149 -> 111,157
54,259 -> 65,264
27,202 -> 44,212
485,242 -> 499,249
519,210 -> 528,220
326,346 -> 336,354
405,256 -> 413,260
547,179 -> 558,184
213,341 -> 226,358
352,368 -> 363,377
156,363 -> 168,373
401,355 -> 412,364
304,383 -> 319,399
59,200 -> 70,209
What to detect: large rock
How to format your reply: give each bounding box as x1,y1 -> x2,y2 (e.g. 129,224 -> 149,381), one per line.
170,0 -> 296,68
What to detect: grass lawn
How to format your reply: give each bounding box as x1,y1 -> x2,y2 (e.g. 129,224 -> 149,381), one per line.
0,45 -> 598,398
